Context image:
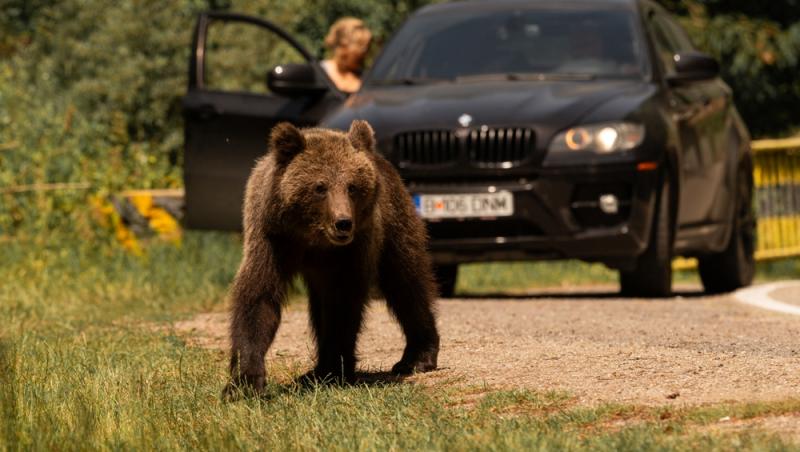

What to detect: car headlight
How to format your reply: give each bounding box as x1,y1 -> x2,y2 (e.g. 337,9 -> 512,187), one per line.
549,122 -> 645,153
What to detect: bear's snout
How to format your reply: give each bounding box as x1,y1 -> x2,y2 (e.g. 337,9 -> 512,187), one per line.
329,216 -> 354,245
325,189 -> 355,245
334,217 -> 353,233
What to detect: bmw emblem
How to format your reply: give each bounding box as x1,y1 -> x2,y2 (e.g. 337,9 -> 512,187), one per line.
458,113 -> 472,128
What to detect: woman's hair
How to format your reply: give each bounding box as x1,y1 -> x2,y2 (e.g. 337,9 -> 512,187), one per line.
324,17 -> 372,51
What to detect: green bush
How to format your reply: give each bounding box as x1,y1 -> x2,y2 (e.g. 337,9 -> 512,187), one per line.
0,0 -> 437,240
0,0 -> 798,240
660,1 -> 800,138
0,0 -> 208,238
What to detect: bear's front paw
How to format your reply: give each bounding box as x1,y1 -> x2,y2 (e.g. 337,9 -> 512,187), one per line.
391,351 -> 438,375
222,372 -> 266,401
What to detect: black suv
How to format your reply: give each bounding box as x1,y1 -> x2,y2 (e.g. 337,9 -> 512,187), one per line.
183,0 -> 755,297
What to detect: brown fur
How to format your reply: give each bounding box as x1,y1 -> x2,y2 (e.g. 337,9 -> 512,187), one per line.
224,120 -> 439,396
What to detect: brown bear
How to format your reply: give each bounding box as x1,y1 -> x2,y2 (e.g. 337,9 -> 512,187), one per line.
225,120 -> 439,395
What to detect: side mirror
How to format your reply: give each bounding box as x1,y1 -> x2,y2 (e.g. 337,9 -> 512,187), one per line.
667,51 -> 720,85
267,63 -> 329,97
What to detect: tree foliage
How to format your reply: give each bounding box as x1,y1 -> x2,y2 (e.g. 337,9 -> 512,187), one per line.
659,0 -> 800,137
0,0 -> 798,238
0,0 -> 208,237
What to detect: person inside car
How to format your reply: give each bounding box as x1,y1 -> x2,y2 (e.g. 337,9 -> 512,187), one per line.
321,17 -> 373,94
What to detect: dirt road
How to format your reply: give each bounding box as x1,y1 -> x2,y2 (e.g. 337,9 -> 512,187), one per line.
174,283 -> 800,406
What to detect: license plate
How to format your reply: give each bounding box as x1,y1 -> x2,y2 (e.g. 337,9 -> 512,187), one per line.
413,191 -> 514,219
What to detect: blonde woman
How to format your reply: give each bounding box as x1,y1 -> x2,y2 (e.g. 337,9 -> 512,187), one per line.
321,17 -> 372,94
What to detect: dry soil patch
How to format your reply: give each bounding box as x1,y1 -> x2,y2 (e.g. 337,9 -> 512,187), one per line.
171,286 -> 800,406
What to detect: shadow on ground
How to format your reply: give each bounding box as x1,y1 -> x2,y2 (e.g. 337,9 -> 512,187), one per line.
453,287 -> 708,301
225,370 -> 412,402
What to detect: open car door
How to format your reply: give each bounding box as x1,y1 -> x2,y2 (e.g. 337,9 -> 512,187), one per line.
183,12 -> 345,230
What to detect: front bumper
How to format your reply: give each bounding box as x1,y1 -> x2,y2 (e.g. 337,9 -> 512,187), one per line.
406,162 -> 660,269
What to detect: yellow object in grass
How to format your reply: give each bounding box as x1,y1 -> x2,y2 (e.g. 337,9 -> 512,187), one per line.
90,194 -> 142,255
127,192 -> 182,245
92,189 -> 183,253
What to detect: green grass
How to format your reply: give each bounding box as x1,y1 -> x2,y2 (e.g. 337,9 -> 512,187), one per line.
1,232 -> 798,450
457,257 -> 799,295
458,261 -> 618,294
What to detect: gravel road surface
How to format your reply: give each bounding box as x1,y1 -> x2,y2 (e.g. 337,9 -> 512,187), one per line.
175,283 -> 800,406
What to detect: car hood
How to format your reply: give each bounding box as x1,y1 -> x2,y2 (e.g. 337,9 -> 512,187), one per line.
323,79 -> 653,144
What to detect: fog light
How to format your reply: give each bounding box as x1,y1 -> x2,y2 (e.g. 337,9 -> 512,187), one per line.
599,194 -> 619,214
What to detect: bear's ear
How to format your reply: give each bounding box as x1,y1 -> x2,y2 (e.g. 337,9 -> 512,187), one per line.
270,122 -> 305,166
348,120 -> 376,153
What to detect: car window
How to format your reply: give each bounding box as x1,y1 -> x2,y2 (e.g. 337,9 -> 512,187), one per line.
649,14 -> 678,73
663,15 -> 696,52
204,21 -> 307,94
368,7 -> 647,83
649,11 -> 695,75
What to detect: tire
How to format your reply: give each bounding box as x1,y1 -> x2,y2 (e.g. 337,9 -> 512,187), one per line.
619,174 -> 673,298
698,166 -> 756,294
433,264 -> 458,298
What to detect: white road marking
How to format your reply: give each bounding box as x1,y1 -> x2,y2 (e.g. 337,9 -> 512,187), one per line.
733,281 -> 800,316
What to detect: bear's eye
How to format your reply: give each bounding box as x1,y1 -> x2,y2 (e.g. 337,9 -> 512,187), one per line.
314,183 -> 327,196
348,184 -> 358,195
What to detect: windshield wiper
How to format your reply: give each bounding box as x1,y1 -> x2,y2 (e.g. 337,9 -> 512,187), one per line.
455,72 -> 597,82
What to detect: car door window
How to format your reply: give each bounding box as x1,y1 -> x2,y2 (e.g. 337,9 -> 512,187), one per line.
650,9 -> 698,72
649,13 -> 681,75
183,13 -> 343,230
662,15 -> 696,53
204,20 -> 308,94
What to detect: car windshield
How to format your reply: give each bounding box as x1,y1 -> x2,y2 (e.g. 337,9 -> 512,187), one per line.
367,6 -> 647,85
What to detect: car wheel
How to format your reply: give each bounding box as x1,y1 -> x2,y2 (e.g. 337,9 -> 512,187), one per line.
619,173 -> 673,298
698,166 -> 756,294
434,264 -> 458,298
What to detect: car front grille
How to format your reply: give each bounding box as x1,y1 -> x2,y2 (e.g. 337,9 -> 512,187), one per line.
395,127 -> 536,168
466,127 -> 535,167
395,130 -> 459,166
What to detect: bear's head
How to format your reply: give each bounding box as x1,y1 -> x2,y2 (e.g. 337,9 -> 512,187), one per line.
271,120 -> 380,247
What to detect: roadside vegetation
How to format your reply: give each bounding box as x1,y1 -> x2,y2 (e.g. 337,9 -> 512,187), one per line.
459,258 -> 800,295
2,0 -> 800,240
2,234 -> 799,450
